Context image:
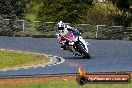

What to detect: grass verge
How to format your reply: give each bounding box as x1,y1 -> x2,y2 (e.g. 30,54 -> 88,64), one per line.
0,75 -> 131,88
0,50 -> 50,69
10,81 -> 131,88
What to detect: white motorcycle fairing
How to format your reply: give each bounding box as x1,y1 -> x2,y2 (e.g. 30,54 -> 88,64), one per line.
77,36 -> 89,53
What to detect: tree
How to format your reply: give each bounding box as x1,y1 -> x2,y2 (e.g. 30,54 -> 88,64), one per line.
0,0 -> 27,36
28,0 -> 42,4
110,0 -> 132,26
111,0 -> 132,13
0,0 -> 27,19
37,0 -> 93,23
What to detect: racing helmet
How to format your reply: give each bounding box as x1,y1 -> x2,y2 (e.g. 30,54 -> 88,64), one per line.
57,21 -> 65,30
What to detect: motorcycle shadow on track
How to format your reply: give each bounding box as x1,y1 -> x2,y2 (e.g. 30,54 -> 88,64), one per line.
64,56 -> 91,59
64,57 -> 92,67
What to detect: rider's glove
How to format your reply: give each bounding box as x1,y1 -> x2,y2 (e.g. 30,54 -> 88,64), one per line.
56,33 -> 60,37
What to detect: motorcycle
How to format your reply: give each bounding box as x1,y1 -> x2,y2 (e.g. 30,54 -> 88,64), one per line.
56,33 -> 91,59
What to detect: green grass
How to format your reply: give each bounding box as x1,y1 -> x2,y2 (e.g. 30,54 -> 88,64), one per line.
2,80 -> 132,88
0,50 -> 50,68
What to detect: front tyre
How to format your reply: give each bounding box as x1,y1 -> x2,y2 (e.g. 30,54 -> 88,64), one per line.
78,44 -> 91,59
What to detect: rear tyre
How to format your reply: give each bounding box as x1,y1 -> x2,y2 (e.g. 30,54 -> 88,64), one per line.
78,44 -> 91,59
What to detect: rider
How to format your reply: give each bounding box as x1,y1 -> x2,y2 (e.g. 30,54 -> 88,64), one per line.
57,21 -> 80,50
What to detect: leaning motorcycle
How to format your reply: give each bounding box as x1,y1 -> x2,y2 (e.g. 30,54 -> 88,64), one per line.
56,33 -> 91,59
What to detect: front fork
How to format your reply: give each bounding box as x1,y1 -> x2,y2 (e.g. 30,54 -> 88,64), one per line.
78,36 -> 89,53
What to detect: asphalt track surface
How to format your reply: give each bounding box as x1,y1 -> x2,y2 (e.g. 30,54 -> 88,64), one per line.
0,36 -> 132,76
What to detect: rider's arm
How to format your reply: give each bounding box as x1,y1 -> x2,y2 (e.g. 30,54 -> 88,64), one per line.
56,33 -> 61,41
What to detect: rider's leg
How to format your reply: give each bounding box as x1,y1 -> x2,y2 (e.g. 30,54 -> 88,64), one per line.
60,41 -> 68,50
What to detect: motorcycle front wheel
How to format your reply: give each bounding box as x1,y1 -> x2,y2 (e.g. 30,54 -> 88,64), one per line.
78,44 -> 91,59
